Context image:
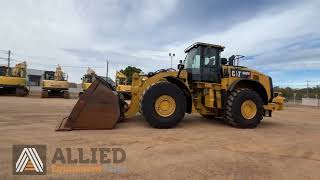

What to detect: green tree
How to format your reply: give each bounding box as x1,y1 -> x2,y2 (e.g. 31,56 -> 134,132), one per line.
119,66 -> 142,84
273,85 -> 320,100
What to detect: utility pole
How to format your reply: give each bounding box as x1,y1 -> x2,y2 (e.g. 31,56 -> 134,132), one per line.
169,53 -> 175,69
7,50 -> 11,67
318,85 -> 320,107
7,50 -> 11,76
106,60 -> 109,79
306,80 -> 310,98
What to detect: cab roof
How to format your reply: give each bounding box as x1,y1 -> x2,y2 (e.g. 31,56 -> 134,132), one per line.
184,42 -> 225,53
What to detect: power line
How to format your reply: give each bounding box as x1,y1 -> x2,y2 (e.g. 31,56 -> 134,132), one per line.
0,49 -> 108,69
1,56 -> 105,69
11,51 -> 82,62
28,62 -> 106,69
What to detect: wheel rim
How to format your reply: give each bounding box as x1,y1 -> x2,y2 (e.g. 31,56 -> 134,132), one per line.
155,95 -> 176,117
240,100 -> 257,120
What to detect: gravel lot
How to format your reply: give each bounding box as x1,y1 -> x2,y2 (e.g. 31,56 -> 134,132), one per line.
0,96 -> 319,179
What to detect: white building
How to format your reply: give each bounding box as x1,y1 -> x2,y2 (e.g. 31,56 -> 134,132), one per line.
26,69 -> 45,86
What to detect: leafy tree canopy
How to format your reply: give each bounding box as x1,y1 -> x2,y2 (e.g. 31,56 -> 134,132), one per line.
274,86 -> 320,99
119,66 -> 142,84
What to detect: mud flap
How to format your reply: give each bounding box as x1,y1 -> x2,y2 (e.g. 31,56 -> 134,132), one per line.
56,76 -> 120,131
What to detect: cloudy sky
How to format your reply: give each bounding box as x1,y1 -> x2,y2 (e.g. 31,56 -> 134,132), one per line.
0,0 -> 319,87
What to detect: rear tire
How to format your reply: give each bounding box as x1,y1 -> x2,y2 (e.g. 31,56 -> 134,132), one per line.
224,88 -> 264,128
141,82 -> 186,128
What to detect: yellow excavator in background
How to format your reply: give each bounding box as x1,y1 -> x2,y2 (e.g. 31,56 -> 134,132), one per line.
80,68 -> 118,97
41,65 -> 69,98
115,71 -> 132,100
56,42 -> 284,131
0,61 -> 29,96
79,68 -> 96,96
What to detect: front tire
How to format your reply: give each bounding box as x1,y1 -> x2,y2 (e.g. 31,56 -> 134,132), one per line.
224,88 -> 264,128
141,82 -> 186,128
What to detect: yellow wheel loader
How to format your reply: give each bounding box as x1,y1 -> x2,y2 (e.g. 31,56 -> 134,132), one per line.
115,71 -> 132,100
41,65 -> 69,98
0,61 -> 29,96
56,42 -> 283,131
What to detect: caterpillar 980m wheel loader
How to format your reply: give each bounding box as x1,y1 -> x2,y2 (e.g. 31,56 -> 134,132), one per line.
56,42 -> 283,131
41,65 -> 70,98
0,61 -> 29,96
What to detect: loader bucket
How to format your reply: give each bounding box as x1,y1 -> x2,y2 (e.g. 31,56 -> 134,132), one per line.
56,76 -> 120,131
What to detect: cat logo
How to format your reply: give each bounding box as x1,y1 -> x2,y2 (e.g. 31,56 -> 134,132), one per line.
13,145 -> 46,175
231,69 -> 251,78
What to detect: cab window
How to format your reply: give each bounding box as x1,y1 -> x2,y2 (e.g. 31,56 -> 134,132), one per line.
185,47 -> 201,75
204,47 -> 218,66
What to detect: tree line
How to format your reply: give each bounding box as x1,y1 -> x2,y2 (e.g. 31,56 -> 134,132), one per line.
274,86 -> 320,100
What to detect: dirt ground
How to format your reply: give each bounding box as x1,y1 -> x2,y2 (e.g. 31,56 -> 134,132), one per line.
0,96 -> 319,180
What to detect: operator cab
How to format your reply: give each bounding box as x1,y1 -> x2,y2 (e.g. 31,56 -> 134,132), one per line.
184,42 -> 225,83
44,71 -> 68,81
0,66 -> 8,76
44,71 -> 55,80
83,74 -> 95,83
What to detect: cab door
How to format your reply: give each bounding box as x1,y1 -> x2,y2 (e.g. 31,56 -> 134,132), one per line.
201,47 -> 221,83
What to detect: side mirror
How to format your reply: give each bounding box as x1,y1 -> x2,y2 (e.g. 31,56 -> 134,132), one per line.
220,58 -> 228,65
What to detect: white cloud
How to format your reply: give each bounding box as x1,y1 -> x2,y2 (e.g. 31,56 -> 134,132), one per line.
0,0 -> 180,82
167,1 -> 320,71
0,0 -> 319,86
0,0 -> 94,82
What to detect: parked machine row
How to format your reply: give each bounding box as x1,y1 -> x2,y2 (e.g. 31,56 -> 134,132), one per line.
0,62 -> 132,99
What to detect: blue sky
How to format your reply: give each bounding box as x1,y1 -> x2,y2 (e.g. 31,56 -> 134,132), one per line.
0,0 -> 319,87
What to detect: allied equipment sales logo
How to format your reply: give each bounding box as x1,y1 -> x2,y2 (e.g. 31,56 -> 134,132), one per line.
12,145 -> 47,175
12,145 -> 126,175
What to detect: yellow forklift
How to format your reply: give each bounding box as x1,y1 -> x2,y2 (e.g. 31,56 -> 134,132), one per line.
0,61 -> 29,96
41,65 -> 69,98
